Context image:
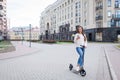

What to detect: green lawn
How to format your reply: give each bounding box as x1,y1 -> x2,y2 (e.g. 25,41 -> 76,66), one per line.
0,41 -> 12,49
56,41 -> 73,44
117,45 -> 120,48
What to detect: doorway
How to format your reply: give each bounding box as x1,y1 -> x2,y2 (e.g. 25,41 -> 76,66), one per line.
88,33 -> 92,41
117,30 -> 120,42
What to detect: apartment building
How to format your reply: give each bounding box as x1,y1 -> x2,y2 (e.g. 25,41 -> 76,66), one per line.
40,0 -> 120,42
94,0 -> 120,28
40,0 -> 94,35
0,0 -> 7,40
93,0 -> 120,41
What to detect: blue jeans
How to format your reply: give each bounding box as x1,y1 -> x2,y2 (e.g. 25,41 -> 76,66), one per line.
76,47 -> 85,67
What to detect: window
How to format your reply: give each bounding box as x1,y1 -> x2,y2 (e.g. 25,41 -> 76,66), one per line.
65,15 -> 66,20
79,17 -> 81,23
65,2 -> 67,7
76,13 -> 78,17
68,14 -> 70,19
65,8 -> 66,13
76,18 -> 78,23
71,0 -> 73,3
116,21 -> 120,27
68,0 -> 70,4
76,2 -> 78,9
84,11 -> 87,17
115,10 -> 120,18
107,21 -> 111,27
76,2 -> 81,9
79,2 -> 81,8
84,2 -> 87,8
107,0 -> 111,7
71,19 -> 73,24
71,27 -> 73,31
108,10 -> 112,17
0,5 -> 3,10
68,7 -> 70,12
71,5 -> 73,10
115,0 -> 120,8
79,12 -> 81,16
71,12 -> 73,17
84,20 -> 87,26
62,4 -> 64,8
60,6 -> 61,9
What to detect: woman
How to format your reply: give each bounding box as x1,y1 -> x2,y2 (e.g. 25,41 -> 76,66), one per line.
74,25 -> 87,72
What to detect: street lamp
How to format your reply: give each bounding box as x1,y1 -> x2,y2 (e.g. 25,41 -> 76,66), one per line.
21,28 -> 24,44
29,24 -> 31,47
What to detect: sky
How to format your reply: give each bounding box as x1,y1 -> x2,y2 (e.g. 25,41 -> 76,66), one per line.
7,0 -> 57,28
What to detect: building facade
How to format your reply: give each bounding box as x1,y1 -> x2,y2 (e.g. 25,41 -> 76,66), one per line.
8,27 -> 40,41
40,0 -> 120,42
0,0 -> 7,40
40,0 -> 94,34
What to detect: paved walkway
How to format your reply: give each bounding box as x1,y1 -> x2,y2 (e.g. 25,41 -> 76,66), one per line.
0,41 -> 41,60
0,42 -> 112,80
104,44 -> 120,80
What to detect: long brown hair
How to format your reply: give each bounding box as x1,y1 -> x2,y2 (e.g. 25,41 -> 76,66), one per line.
76,25 -> 87,41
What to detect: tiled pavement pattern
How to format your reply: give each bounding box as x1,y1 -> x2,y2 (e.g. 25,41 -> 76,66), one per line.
0,42 -> 113,80
105,44 -> 120,80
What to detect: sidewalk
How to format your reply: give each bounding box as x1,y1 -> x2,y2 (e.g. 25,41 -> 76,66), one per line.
0,41 -> 41,60
104,44 -> 120,80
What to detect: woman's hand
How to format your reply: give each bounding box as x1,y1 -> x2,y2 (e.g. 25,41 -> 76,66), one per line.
76,35 -> 80,40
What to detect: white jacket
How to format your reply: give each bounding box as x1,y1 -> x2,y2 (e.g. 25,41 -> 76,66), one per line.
74,33 -> 87,47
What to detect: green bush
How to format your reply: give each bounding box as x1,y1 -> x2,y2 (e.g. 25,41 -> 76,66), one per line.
42,40 -> 57,43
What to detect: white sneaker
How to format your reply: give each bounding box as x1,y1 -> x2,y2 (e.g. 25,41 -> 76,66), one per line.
76,66 -> 80,71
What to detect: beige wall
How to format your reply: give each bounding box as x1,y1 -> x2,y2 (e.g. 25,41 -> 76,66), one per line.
8,28 -> 40,41
8,31 -> 21,40
24,30 -> 40,41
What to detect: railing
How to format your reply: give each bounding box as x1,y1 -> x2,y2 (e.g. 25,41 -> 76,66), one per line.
96,5 -> 103,11
0,5 -> 3,10
96,15 -> 103,20
112,14 -> 120,19
0,14 -> 3,17
115,4 -> 120,8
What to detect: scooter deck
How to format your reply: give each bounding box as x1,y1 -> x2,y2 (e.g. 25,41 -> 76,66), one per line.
69,64 -> 86,76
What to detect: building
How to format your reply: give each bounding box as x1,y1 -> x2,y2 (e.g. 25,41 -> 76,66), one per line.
8,29 -> 21,40
40,0 -> 120,42
8,27 -> 40,41
24,27 -> 40,41
8,27 -> 24,40
0,0 -> 7,40
40,0 -> 94,34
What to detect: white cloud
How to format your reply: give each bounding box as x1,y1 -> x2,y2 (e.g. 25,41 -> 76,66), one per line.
7,0 -> 57,27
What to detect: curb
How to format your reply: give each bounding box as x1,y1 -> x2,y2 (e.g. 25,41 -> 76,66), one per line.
103,47 -> 118,80
0,49 -> 41,60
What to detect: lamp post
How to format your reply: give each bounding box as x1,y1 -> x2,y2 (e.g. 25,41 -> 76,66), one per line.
21,28 -> 24,45
29,24 -> 31,47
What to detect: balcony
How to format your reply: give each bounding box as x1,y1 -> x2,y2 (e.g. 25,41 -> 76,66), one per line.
96,15 -> 103,21
0,14 -> 3,17
96,5 -> 103,11
112,14 -> 120,20
0,5 -> 3,10
115,4 -> 120,8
